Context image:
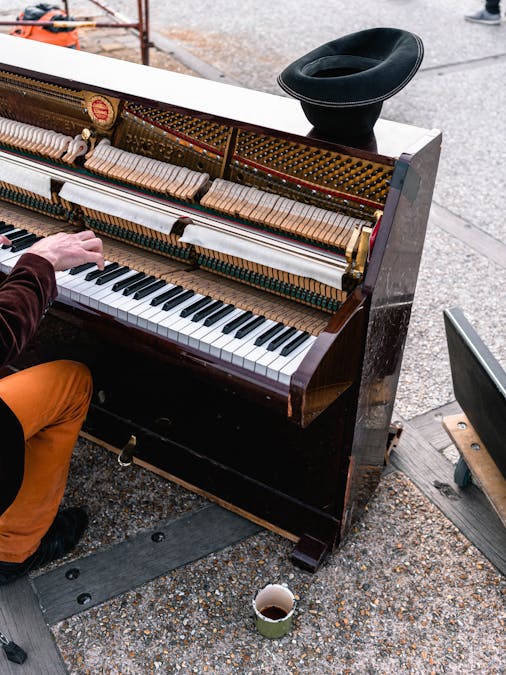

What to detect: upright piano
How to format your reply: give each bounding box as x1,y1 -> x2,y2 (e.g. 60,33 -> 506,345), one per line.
0,34 -> 441,571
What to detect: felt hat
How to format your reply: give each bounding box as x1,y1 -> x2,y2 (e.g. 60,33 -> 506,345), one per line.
277,28 -> 424,139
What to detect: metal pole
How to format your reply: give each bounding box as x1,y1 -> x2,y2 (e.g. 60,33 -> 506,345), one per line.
139,0 -> 150,66
0,20 -> 139,28
3,0 -> 151,66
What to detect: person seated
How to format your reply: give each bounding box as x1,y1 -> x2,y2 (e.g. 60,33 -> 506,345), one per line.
0,229 -> 104,585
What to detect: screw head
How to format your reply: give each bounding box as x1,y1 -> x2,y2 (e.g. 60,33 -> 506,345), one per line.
77,593 -> 92,605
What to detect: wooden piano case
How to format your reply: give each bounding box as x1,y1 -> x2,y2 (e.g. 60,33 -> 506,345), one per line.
0,36 -> 441,571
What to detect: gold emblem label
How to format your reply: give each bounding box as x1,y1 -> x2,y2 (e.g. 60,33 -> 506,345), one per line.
82,92 -> 120,130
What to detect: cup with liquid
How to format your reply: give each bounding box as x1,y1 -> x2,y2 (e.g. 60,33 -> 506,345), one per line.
252,583 -> 296,638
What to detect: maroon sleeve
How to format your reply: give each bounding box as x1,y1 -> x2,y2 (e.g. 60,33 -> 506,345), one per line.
0,252 -> 57,366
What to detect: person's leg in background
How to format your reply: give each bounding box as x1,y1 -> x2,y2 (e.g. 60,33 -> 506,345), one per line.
0,360 -> 92,582
465,0 -> 501,24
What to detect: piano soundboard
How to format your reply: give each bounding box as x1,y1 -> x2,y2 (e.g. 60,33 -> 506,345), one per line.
0,35 -> 441,570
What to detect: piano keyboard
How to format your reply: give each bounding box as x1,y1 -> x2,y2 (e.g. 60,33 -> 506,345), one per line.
0,219 -> 319,385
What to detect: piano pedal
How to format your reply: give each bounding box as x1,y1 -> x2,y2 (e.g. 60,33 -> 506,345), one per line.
118,434 -> 137,467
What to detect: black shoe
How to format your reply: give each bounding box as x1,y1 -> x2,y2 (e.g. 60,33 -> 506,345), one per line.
0,507 -> 88,586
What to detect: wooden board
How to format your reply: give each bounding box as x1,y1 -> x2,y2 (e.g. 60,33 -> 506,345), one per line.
409,400 -> 462,451
32,505 -> 261,625
0,579 -> 67,675
443,413 -> 506,526
390,416 -> 506,576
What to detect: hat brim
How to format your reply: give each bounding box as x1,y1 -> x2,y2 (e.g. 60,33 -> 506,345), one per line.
277,27 -> 424,108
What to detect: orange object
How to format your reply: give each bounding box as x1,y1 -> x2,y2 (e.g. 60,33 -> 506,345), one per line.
0,360 -> 92,563
10,4 -> 80,49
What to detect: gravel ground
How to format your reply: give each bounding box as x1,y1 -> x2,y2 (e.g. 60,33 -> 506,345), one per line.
0,3 -> 504,673
49,451 -> 505,675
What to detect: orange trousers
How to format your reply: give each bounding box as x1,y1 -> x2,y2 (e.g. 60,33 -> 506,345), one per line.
0,361 -> 92,563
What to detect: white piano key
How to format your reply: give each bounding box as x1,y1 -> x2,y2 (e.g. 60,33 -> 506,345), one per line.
252,345 -> 288,377
0,219 -> 317,385
274,336 -> 317,385
212,318 -> 278,363
68,277 -> 101,302
155,294 -> 208,339
226,319 -> 277,367
185,308 -> 243,352
128,289 -> 186,328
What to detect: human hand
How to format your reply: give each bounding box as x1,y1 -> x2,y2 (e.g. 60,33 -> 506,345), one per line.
0,234 -> 12,246
27,230 -> 104,272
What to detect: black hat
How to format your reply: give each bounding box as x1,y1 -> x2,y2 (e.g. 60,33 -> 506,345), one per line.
277,27 -> 424,139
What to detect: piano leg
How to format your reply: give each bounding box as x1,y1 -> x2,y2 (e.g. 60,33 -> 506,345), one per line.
290,533 -> 331,572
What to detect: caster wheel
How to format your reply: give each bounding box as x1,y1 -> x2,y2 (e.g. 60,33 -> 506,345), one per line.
454,456 -> 472,487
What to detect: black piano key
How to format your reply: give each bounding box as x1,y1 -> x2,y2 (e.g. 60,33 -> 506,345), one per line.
11,236 -> 42,252
2,229 -> 27,248
133,279 -> 166,300
203,304 -> 235,327
10,232 -> 38,246
222,310 -> 253,334
96,266 -> 130,285
123,275 -> 156,296
180,296 -> 212,318
6,229 -> 27,241
192,300 -> 224,323
0,223 -> 16,235
69,262 -> 96,276
162,289 -> 194,311
280,331 -> 311,357
150,285 -> 183,306
266,327 -> 298,352
254,322 -> 285,346
11,232 -> 37,245
85,262 -> 119,281
112,271 -> 145,292
235,316 -> 266,339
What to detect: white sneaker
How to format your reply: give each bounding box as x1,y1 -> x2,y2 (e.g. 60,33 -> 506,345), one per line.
465,9 -> 501,24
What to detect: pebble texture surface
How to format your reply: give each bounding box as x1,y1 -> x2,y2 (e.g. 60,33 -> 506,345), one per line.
50,447 -> 505,674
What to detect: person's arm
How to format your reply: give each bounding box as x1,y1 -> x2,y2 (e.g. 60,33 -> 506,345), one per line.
0,230 -> 104,366
0,253 -> 56,365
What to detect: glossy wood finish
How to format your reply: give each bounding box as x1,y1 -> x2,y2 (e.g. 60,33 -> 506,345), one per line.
0,33 -> 433,161
0,39 -> 442,569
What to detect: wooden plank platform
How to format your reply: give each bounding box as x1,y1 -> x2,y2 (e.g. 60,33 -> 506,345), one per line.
0,579 -> 67,675
390,415 -> 506,576
409,400 -> 462,451
33,505 -> 261,625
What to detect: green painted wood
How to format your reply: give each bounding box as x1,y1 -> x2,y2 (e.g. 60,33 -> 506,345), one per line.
33,505 -> 261,625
